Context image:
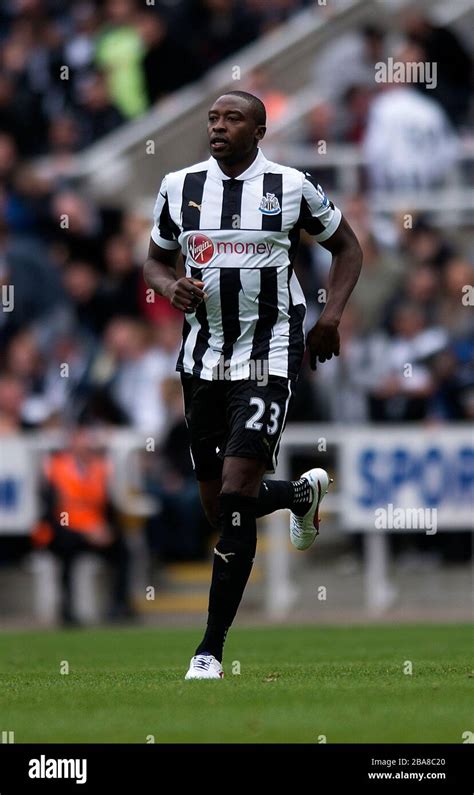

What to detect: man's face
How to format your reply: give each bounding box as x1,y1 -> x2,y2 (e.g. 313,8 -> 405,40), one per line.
207,95 -> 265,165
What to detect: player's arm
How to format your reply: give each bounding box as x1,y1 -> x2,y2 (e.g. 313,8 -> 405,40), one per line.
306,215 -> 362,369
144,240 -> 207,313
145,176 -> 207,313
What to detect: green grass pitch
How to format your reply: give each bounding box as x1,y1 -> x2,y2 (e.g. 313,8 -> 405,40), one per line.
0,624 -> 471,743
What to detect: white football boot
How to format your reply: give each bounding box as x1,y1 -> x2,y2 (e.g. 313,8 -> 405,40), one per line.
290,468 -> 331,551
185,654 -> 224,680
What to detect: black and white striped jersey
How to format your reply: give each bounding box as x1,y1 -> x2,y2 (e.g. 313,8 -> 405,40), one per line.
151,147 -> 341,381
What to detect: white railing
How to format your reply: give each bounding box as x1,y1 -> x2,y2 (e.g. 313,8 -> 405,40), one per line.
0,425 -> 471,618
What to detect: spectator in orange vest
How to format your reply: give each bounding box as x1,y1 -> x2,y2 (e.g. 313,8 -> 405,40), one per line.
33,424 -> 133,625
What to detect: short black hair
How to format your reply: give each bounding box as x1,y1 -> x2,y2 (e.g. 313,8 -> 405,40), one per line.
220,91 -> 266,127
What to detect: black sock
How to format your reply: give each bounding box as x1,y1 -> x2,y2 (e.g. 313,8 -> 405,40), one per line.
255,478 -> 313,518
291,478 -> 314,516
255,479 -> 292,516
195,492 -> 257,662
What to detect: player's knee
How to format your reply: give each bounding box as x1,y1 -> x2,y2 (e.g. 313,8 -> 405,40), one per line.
221,461 -> 264,496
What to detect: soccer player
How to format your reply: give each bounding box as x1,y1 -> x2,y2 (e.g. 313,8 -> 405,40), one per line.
144,91 -> 362,679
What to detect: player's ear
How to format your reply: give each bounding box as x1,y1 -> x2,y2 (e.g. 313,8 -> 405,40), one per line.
255,125 -> 266,142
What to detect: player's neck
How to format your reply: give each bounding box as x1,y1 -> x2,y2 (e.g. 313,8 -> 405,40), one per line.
216,148 -> 259,179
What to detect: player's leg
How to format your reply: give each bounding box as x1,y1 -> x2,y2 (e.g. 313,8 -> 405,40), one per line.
194,444 -> 322,530
185,376 -> 329,678
185,376 -> 318,528
180,372 -> 225,525
180,373 -> 233,678
191,455 -> 266,672
255,477 -> 312,517
254,470 -> 330,520
246,376 -> 329,525
198,479 -> 222,530
188,377 -> 292,677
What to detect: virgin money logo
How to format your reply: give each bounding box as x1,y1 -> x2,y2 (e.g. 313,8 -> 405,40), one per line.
188,234 -> 215,265
187,234 -> 274,265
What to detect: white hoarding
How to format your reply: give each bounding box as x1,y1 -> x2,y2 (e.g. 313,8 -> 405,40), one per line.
341,427 -> 473,531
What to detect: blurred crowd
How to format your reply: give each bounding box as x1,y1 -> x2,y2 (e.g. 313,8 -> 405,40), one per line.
0,3 -> 472,434
256,14 -> 472,189
0,2 -> 472,584
306,208 -> 474,424
0,0 -> 313,157
308,12 -> 472,137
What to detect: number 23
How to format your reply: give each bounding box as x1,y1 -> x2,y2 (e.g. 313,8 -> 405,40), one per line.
245,397 -> 280,435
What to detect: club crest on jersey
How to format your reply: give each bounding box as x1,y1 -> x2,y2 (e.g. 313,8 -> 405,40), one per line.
258,192 -> 281,215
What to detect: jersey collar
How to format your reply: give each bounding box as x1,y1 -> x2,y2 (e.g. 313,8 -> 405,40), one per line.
207,147 -> 269,182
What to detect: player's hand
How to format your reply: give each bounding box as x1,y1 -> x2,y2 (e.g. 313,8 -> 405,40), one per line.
306,318 -> 340,370
165,277 -> 207,313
